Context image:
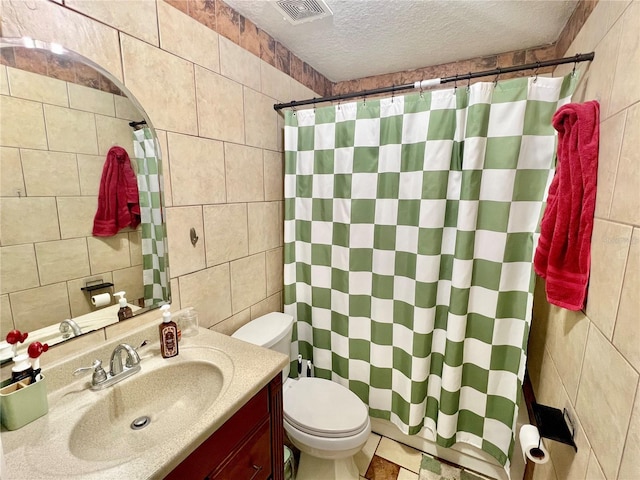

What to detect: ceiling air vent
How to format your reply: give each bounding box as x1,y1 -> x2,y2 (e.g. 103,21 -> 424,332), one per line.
272,0 -> 333,25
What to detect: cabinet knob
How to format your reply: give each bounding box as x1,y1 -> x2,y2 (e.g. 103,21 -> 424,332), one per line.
249,464 -> 263,480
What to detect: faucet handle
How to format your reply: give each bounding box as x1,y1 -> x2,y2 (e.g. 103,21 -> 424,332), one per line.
73,359 -> 108,386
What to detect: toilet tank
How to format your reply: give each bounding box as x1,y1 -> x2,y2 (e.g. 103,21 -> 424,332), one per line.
231,312 -> 294,378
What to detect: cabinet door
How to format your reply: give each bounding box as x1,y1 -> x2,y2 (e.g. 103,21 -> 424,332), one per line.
209,419 -> 272,480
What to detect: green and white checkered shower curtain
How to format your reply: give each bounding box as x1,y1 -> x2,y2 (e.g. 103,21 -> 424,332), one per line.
284,74 -> 576,469
133,127 -> 169,306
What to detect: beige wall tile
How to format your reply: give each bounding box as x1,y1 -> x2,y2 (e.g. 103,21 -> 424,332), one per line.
230,253 -> 266,314
87,232 -> 132,274
64,0 -> 159,46
0,96 -> 48,150
618,388 -> 640,480
121,34 -> 197,135
575,325 -> 638,480
585,219 -> 632,339
21,149 -> 80,196
277,113 -> 285,153
225,143 -> 264,203
35,238 -> 90,285
531,460 -> 558,480
67,273 -> 114,318
6,66 -> 68,107
0,295 -> 14,339
594,110 -> 625,218
0,65 -> 9,96
534,348 -> 564,408
609,1 -> 640,116
250,292 -> 282,320
44,104 -> 98,155
244,87 -> 278,150
167,132 -> 225,205
77,154 -> 105,196
584,452 -> 606,480
165,206 -> 205,278
219,36 -> 261,91
0,197 -> 60,245
129,230 -> 142,266
203,203 -> 248,267
582,18 -> 622,122
10,282 -> 71,332
114,95 -> 141,121
170,278 -> 180,310
179,264 -> 232,328
261,62 -> 292,103
0,147 -> 25,197
211,308 -> 250,336
95,114 -> 135,158
543,306 -> 589,403
612,228 -> 640,371
112,265 -> 144,306
266,247 -> 283,296
610,102 -> 640,224
57,196 -> 97,239
195,66 -> 245,143
157,0 -> 220,73
155,130 -> 172,207
248,201 -> 281,254
0,0 -> 123,82
264,149 -> 284,201
68,83 -> 115,116
0,244 -> 40,294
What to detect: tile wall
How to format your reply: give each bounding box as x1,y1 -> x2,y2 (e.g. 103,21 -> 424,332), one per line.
0,65 -> 143,337
528,1 -> 640,479
0,0 -> 319,338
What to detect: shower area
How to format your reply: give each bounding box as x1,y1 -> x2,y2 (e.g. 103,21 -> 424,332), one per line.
282,71 -> 578,479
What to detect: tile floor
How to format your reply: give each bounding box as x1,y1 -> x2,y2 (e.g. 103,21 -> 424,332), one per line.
353,433 -> 496,480
285,431 -> 497,480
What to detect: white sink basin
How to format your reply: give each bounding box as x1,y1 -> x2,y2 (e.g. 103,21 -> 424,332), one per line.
69,359 -> 225,462
21,345 -> 234,477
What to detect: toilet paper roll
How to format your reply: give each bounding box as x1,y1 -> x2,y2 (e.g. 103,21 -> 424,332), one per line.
91,292 -> 111,308
519,424 -> 549,464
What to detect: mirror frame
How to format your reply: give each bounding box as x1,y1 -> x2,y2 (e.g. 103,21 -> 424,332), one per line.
0,37 -> 171,358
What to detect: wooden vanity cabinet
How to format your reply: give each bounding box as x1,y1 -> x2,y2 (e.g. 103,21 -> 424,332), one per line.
165,374 -> 284,480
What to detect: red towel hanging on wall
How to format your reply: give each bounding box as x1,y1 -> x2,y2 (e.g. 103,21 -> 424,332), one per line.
92,146 -> 141,237
533,100 -> 600,311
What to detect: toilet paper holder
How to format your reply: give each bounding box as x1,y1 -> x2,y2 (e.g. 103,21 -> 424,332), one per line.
80,279 -> 114,293
532,403 -> 577,452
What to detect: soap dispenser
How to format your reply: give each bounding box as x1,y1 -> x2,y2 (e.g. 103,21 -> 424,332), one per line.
159,305 -> 179,358
114,291 -> 133,321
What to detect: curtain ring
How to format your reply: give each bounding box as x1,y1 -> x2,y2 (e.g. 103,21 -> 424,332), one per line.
292,105 -> 297,116
466,73 -> 471,92
494,67 -> 501,87
533,62 -> 540,83
453,74 -> 458,95
419,79 -> 424,98
572,54 -> 579,77
391,85 -> 395,103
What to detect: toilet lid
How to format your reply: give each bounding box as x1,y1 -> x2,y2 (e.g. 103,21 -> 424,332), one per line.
284,377 -> 369,438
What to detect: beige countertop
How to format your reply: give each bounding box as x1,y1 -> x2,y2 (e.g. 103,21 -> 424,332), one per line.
0,319 -> 288,480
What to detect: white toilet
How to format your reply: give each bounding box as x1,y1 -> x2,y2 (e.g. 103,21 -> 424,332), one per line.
232,312 -> 371,480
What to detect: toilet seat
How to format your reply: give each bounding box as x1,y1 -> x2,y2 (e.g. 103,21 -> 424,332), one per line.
284,377 -> 369,438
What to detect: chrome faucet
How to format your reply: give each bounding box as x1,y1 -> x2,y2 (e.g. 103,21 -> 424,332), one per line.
109,343 -> 141,376
73,343 -> 141,390
59,319 -> 82,338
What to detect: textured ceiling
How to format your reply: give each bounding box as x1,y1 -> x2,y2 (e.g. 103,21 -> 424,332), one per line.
223,0 -> 578,82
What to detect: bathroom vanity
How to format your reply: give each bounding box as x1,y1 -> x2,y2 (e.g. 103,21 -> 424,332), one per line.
166,374 -> 283,480
0,317 -> 289,480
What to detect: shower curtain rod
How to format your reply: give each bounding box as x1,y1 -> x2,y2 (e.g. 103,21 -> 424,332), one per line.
273,52 -> 594,111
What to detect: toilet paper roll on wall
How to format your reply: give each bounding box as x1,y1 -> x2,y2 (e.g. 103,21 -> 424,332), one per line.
519,424 -> 549,464
91,293 -> 111,308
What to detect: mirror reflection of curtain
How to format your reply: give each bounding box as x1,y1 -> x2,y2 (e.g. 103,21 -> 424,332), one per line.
133,127 -> 168,307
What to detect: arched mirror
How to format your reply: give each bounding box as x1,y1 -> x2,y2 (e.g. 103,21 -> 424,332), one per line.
0,37 -> 170,360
